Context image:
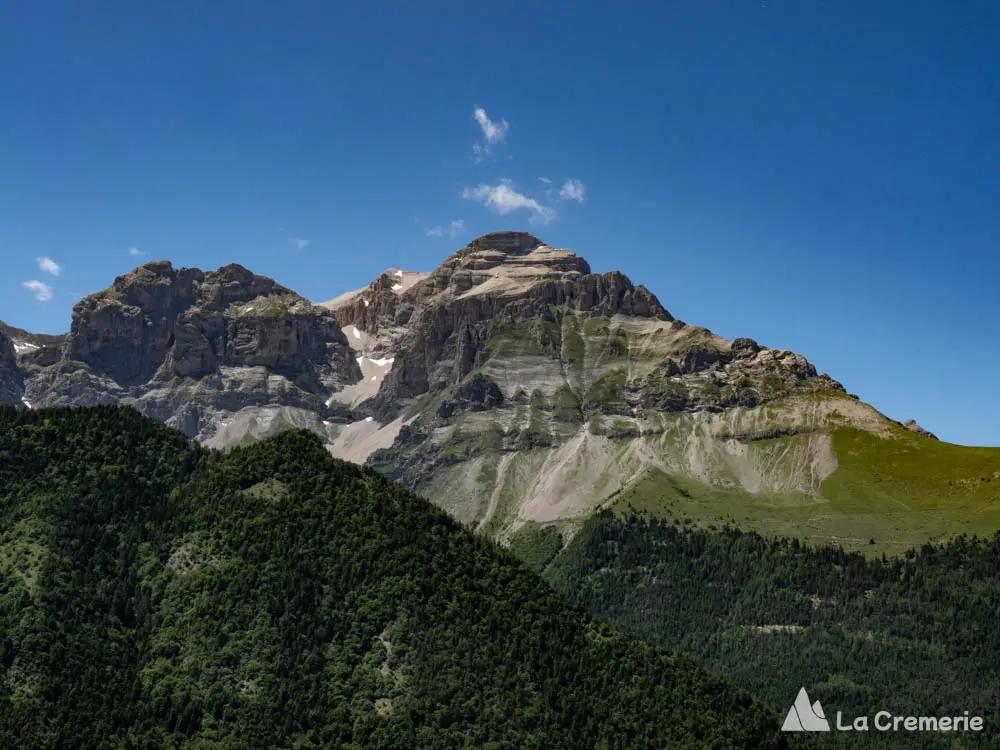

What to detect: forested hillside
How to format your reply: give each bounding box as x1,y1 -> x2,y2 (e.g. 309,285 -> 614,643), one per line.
545,511 -> 1000,748
0,406 -> 789,749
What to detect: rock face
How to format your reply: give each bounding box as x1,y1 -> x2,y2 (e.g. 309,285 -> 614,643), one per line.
1,233 -> 904,541
323,232 -> 671,419
0,330 -> 23,406
14,261 -> 360,438
66,262 -> 354,385
311,233 -> 875,538
903,419 -> 939,440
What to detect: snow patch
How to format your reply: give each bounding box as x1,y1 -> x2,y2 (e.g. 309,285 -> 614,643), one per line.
350,326 -> 361,339
391,284 -> 402,291
328,351 -> 396,408
356,355 -> 394,369
13,341 -> 39,355
365,416 -> 374,422
394,270 -> 403,278
363,298 -> 370,307
21,397 -> 33,410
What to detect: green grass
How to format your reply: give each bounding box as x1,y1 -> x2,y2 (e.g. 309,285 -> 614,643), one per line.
0,531 -> 44,592
242,478 -> 290,503
508,522 -> 565,572
483,319 -> 559,361
515,404 -> 552,449
583,370 -> 627,413
614,425 -> 1000,556
552,385 -> 583,422
560,314 -> 586,371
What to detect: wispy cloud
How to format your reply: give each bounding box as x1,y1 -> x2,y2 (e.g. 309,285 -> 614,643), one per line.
37,256 -> 61,276
539,177 -> 555,200
289,237 -> 310,250
462,180 -> 556,223
426,219 -> 466,238
559,179 -> 586,202
472,107 -> 509,162
129,247 -> 146,257
22,280 -> 53,302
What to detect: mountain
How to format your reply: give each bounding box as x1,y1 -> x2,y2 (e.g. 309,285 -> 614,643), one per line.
14,261 -> 361,440
6,232 -> 1000,554
0,405 -> 787,749
318,232 -> 1000,554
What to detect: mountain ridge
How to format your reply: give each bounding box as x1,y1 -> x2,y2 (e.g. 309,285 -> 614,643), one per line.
3,231 -> 994,554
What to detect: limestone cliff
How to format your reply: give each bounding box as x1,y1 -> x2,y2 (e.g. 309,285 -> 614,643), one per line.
16,261 -> 361,439
323,232 -> 671,419
0,330 -> 23,406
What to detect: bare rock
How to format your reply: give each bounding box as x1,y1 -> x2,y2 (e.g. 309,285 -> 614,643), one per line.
903,419 -> 939,440
0,330 -> 24,406
18,261 -> 363,438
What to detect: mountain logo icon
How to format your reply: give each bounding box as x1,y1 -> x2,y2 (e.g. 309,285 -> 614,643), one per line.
781,687 -> 831,732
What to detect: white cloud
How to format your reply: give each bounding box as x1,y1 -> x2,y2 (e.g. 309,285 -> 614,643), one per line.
36,256 -> 61,276
290,238 -> 310,249
559,179 -> 586,202
426,219 -> 466,239
539,177 -> 555,200
462,180 -> 556,223
472,107 -> 509,162
22,280 -> 53,302
129,247 -> 146,257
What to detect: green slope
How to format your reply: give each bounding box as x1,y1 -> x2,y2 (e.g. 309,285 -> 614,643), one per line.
612,425 -> 1000,556
0,405 -> 789,749
543,511 -> 1000,749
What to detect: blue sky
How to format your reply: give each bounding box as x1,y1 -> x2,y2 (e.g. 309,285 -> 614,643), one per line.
1,1 -> 998,445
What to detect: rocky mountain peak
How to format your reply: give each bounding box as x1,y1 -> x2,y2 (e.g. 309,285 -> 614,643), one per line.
326,233 -> 667,337
458,231 -> 544,255
12,261 -> 363,435
319,233 -> 674,415
443,232 -> 589,276
91,261 -> 300,317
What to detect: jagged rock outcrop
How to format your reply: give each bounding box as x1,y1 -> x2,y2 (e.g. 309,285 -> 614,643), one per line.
324,232 -> 671,419
903,419 -> 939,440
329,232 -> 667,338
0,330 -> 23,406
65,261 -> 356,387
17,261 -> 361,439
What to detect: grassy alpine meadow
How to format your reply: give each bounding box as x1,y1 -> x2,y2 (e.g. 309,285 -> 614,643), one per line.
612,424 -> 1000,557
